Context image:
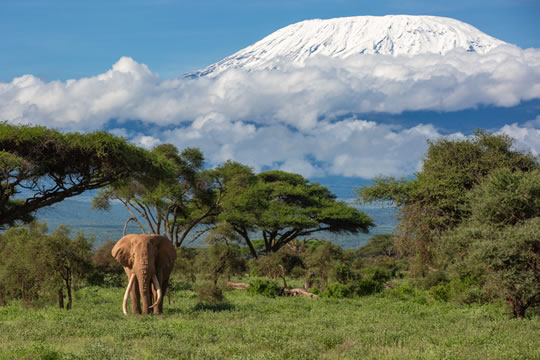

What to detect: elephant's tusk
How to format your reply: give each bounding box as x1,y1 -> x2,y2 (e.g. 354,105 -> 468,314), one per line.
123,273 -> 136,315
149,274 -> 162,309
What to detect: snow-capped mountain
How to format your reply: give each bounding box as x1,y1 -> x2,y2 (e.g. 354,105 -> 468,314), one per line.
188,15 -> 507,78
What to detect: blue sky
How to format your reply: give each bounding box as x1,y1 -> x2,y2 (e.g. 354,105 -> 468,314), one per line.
1,0 -> 539,81
1,0 -> 540,180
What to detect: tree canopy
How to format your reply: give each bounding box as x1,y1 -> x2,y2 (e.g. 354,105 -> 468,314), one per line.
357,130 -> 540,317
93,145 -> 223,246
216,166 -> 374,258
0,123 -> 172,229
357,131 -> 538,275
0,222 -> 93,309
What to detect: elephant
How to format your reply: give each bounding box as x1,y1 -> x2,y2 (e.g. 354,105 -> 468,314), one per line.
111,234 -> 177,315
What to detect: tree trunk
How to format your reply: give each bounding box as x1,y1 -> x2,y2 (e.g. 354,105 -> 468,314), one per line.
508,296 -> 527,318
65,269 -> 72,310
0,286 -> 5,306
58,288 -> 64,309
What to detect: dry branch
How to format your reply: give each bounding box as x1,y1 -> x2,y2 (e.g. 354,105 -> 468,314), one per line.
225,281 -> 318,298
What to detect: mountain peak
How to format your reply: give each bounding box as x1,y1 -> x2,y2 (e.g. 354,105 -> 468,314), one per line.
188,15 -> 507,78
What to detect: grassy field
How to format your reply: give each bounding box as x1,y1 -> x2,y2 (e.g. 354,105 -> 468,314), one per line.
0,286 -> 539,359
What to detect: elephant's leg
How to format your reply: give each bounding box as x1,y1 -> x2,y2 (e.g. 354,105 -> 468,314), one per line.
158,280 -> 168,314
152,284 -> 166,315
152,273 -> 169,315
131,280 -> 142,314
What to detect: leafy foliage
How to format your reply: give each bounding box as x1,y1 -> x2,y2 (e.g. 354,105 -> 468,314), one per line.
469,169 -> 540,227
358,131 -> 538,275
475,219 -> 540,318
93,146 -> 222,246
218,168 -> 374,257
0,222 -> 93,308
0,123 -> 171,228
354,234 -> 396,258
247,279 -> 280,298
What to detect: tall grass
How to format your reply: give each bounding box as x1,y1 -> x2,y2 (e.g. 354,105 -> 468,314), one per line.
0,286 -> 538,359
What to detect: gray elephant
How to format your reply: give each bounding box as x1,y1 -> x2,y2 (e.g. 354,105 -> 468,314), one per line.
111,234 -> 176,315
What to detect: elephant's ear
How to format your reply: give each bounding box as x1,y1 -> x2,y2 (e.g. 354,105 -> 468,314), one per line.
111,236 -> 133,268
155,236 -> 177,269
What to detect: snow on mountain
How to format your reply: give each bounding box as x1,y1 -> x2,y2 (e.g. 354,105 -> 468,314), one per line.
188,15 -> 507,78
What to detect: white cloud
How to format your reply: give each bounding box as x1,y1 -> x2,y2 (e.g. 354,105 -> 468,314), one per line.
2,45 -> 540,130
153,116 -> 449,178
1,46 -> 540,177
134,135 -> 161,149
524,115 -> 540,128
497,123 -> 540,156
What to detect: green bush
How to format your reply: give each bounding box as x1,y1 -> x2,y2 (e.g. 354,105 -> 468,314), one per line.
350,279 -> 383,297
364,266 -> 392,283
322,283 -> 351,298
290,265 -> 306,279
419,270 -> 449,290
386,284 -> 429,304
103,273 -> 126,288
333,263 -> 357,284
195,281 -> 224,306
429,282 -> 451,302
247,279 -> 280,298
355,234 -> 396,258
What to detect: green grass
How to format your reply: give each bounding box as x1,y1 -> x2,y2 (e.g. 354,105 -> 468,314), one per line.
0,286 -> 538,359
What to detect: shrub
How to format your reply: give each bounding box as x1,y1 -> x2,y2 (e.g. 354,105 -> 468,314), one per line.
93,239 -> 122,274
355,234 -> 396,258
195,281 -> 224,306
322,283 -> 351,298
247,279 -> 280,298
350,279 -> 383,297
333,263 -> 357,284
419,270 -> 449,290
249,253 -> 283,279
386,284 -> 429,304
290,265 -> 306,279
429,282 -> 451,302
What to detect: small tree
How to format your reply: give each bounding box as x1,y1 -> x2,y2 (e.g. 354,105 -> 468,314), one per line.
477,219 -> 540,318
0,222 -> 93,309
44,226 -> 93,309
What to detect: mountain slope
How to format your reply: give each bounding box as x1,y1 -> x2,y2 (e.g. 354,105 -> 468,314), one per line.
189,15 -> 506,77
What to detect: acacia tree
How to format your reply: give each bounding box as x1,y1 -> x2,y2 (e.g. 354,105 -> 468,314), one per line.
93,145 -> 224,246
216,168 -> 374,258
0,123 -> 172,229
357,131 -> 538,275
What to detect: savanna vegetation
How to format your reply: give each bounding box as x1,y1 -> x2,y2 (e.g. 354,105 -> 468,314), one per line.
358,130 -> 540,318
0,124 -> 538,359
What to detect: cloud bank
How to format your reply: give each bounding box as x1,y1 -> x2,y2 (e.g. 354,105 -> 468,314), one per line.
1,44 -> 539,177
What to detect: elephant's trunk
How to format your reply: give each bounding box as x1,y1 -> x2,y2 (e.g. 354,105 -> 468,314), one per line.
136,262 -> 154,314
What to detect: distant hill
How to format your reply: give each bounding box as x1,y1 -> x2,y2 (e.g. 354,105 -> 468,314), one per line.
35,177 -> 398,248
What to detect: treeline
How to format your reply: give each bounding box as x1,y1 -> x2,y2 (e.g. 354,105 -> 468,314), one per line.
0,223 -> 399,309
1,124 -> 538,318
